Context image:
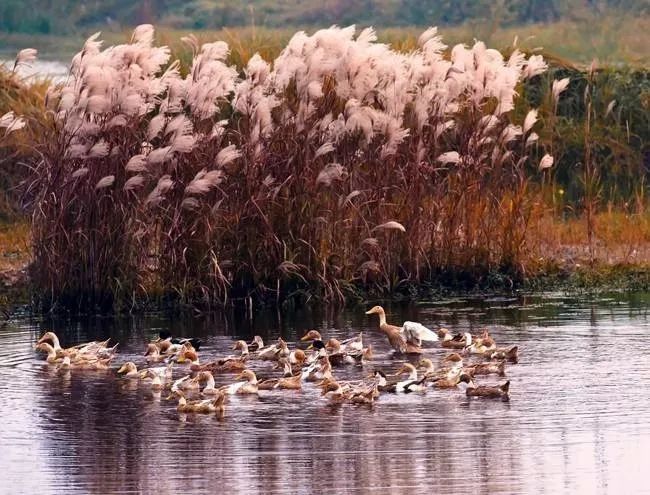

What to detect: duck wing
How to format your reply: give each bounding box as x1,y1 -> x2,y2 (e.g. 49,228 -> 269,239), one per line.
402,321 -> 439,345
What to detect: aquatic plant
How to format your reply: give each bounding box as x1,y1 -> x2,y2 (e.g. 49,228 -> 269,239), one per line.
29,24 -> 565,310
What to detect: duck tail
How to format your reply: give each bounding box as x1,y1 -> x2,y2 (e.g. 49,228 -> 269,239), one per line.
363,344 -> 373,360
500,380 -> 510,393
507,346 -> 519,363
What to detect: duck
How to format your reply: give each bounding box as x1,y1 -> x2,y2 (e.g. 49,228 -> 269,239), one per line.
370,370 -> 397,393
175,342 -> 200,365
220,369 -> 259,395
458,375 -> 510,400
417,358 -> 454,381
487,346 -> 519,364
465,330 -> 498,354
172,390 -> 226,414
288,348 -> 307,366
194,371 -> 219,395
247,335 -> 265,352
464,360 -> 506,377
56,355 -> 72,372
37,332 -> 114,359
190,354 -> 248,374
438,330 -> 471,349
317,379 -> 348,404
35,342 -> 66,363
441,352 -> 465,376
347,383 -> 379,405
300,330 -> 323,343
117,362 -> 140,378
144,343 -> 166,363
231,340 -> 250,357
301,330 -> 365,354
365,306 -> 438,354
158,331 -> 202,351
170,374 -> 200,393
326,338 -> 372,365
139,362 -> 174,381
301,354 -> 333,382
473,329 -> 496,349
75,355 -> 114,370
393,363 -> 427,393
272,357 -> 303,377
257,337 -> 289,361
257,372 -> 303,391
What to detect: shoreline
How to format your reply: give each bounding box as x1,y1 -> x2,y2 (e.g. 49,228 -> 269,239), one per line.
3,249 -> 649,314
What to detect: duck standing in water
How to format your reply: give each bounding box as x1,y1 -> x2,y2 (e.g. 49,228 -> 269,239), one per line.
365,306 -> 438,354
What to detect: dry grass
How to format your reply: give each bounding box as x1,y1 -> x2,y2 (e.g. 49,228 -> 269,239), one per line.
533,209 -> 650,268
0,221 -> 29,272
11,23 -> 650,311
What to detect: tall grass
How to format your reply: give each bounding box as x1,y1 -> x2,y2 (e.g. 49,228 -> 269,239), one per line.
0,56 -> 49,221
25,25 -> 583,310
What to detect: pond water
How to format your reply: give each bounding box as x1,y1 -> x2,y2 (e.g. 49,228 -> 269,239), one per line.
0,58 -> 69,83
1,293 -> 649,494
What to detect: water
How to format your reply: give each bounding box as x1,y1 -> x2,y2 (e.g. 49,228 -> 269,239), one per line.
0,58 -> 69,83
1,293 -> 650,494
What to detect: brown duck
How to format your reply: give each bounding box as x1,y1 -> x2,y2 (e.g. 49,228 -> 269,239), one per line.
365,306 -> 438,354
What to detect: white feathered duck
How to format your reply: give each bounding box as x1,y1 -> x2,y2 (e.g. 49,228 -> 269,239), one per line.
365,306 -> 438,354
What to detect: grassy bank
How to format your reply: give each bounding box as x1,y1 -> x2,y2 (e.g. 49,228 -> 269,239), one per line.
1,14 -> 649,65
1,24 -> 649,312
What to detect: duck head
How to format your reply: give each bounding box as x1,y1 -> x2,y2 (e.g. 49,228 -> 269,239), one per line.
396,363 -> 418,380
117,362 -> 138,376
235,369 -> 257,384
291,349 -> 306,365
418,358 -> 435,373
37,331 -> 61,350
232,340 -> 249,356
300,330 -> 322,342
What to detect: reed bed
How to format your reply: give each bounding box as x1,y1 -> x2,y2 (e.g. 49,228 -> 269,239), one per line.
24,25 -> 589,310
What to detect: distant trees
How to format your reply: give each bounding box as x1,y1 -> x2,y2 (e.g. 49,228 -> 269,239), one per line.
0,0 -> 647,33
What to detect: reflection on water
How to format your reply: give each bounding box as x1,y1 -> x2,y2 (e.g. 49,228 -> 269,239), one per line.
1,293 -> 650,494
0,58 -> 68,83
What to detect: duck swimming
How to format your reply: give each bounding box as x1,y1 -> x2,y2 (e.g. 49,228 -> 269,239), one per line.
365,306 -> 438,354
459,375 -> 510,400
172,390 -> 226,415
158,331 -> 202,351
117,362 -> 140,378
393,363 -> 427,393
221,370 -> 259,395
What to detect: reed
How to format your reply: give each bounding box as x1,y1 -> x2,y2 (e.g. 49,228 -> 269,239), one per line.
23,25 -> 611,310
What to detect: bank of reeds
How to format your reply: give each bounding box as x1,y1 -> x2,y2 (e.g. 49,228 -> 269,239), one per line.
24,25 -> 563,310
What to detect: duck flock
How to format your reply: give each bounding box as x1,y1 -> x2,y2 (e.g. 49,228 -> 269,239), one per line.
34,305 -> 518,418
